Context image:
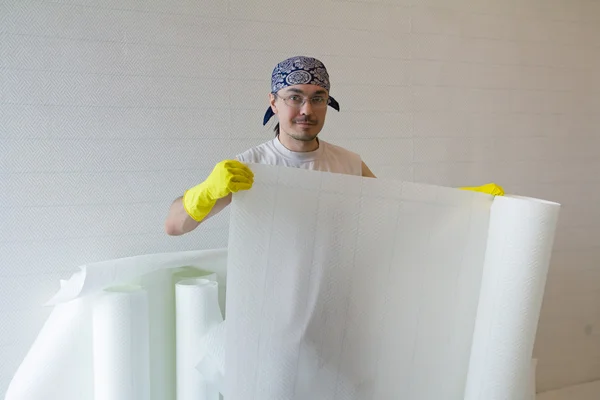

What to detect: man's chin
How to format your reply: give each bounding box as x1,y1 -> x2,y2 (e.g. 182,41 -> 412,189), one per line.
291,125 -> 320,140
291,132 -> 318,142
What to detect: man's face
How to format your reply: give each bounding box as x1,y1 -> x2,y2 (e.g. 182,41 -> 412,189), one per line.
269,84 -> 329,142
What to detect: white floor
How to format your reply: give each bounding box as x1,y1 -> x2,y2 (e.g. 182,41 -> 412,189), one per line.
537,380 -> 600,400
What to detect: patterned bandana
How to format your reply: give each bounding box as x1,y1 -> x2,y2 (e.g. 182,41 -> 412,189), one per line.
263,56 -> 340,125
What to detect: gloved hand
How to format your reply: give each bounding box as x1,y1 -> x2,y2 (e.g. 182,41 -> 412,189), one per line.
183,160 -> 254,221
459,183 -> 504,196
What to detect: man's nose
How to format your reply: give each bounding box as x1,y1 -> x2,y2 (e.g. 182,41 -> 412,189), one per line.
300,100 -> 313,115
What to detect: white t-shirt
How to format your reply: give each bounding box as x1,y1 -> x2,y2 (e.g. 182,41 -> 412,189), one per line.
235,137 -> 363,176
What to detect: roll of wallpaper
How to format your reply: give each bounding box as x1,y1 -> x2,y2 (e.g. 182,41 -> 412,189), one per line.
464,197 -> 560,400
142,267 -> 218,400
132,261 -> 223,400
92,285 -> 150,400
195,319 -> 227,396
6,250 -> 227,400
175,278 -> 223,400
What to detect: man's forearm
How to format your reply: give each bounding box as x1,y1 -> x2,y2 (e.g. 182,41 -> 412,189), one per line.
164,194 -> 232,236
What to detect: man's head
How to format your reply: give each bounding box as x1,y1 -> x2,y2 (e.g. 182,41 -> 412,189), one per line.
263,56 -> 340,142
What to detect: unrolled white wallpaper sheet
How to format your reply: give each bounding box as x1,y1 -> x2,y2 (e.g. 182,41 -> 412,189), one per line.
5,164 -> 559,400
225,164 -> 560,400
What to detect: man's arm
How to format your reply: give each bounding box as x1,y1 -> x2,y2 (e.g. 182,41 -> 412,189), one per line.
361,161 -> 376,178
164,159 -> 253,236
164,193 -> 232,236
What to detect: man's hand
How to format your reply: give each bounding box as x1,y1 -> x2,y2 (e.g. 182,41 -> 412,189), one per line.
182,160 -> 254,222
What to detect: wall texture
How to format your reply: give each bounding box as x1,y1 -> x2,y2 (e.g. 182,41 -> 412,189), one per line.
537,380 -> 600,400
1,0 -> 599,396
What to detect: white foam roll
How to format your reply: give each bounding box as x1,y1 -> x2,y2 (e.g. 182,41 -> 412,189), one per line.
139,267 -> 219,400
195,320 -> 227,396
464,196 -> 560,400
175,278 -> 223,400
92,285 -> 151,400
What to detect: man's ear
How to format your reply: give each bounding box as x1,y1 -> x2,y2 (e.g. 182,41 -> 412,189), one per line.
269,93 -> 278,114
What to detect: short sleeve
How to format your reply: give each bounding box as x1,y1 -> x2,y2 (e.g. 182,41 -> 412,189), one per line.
235,153 -> 247,163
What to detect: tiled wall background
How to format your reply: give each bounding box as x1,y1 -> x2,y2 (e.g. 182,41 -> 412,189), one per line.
1,0 -> 599,396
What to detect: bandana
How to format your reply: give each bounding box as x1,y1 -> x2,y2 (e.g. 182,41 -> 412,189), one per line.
263,56 -> 340,125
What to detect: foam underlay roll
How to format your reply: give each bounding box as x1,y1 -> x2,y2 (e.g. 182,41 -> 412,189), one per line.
136,267 -> 220,400
175,278 -> 223,400
5,250 -> 228,400
138,268 -> 177,400
92,284 -> 150,400
464,196 -> 559,399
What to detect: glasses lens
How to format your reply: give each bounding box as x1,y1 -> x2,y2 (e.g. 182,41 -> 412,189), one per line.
311,97 -> 327,107
282,95 -> 329,108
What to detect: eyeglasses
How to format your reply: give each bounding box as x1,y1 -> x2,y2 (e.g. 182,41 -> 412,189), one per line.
276,94 -> 329,109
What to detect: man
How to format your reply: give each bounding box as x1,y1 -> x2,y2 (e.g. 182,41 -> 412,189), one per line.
165,56 -> 376,236
164,56 -> 503,236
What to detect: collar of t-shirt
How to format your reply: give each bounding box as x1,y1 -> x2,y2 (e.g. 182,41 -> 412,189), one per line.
272,136 -> 324,162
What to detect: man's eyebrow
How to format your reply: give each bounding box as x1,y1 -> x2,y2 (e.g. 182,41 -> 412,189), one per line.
283,88 -> 328,96
284,88 -> 305,95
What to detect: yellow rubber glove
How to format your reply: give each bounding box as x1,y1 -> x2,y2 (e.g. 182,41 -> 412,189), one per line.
459,183 -> 505,196
182,159 -> 254,222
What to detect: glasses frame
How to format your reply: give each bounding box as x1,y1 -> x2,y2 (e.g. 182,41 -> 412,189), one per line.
274,93 -> 330,109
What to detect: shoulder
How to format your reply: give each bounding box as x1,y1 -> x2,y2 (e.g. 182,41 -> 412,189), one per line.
319,140 -> 364,176
320,140 -> 362,162
319,140 -> 375,178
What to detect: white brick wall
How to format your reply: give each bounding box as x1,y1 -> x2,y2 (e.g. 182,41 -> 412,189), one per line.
1,0 -> 599,395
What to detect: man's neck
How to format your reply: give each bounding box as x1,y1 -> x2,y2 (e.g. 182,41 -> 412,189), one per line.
278,132 -> 319,153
